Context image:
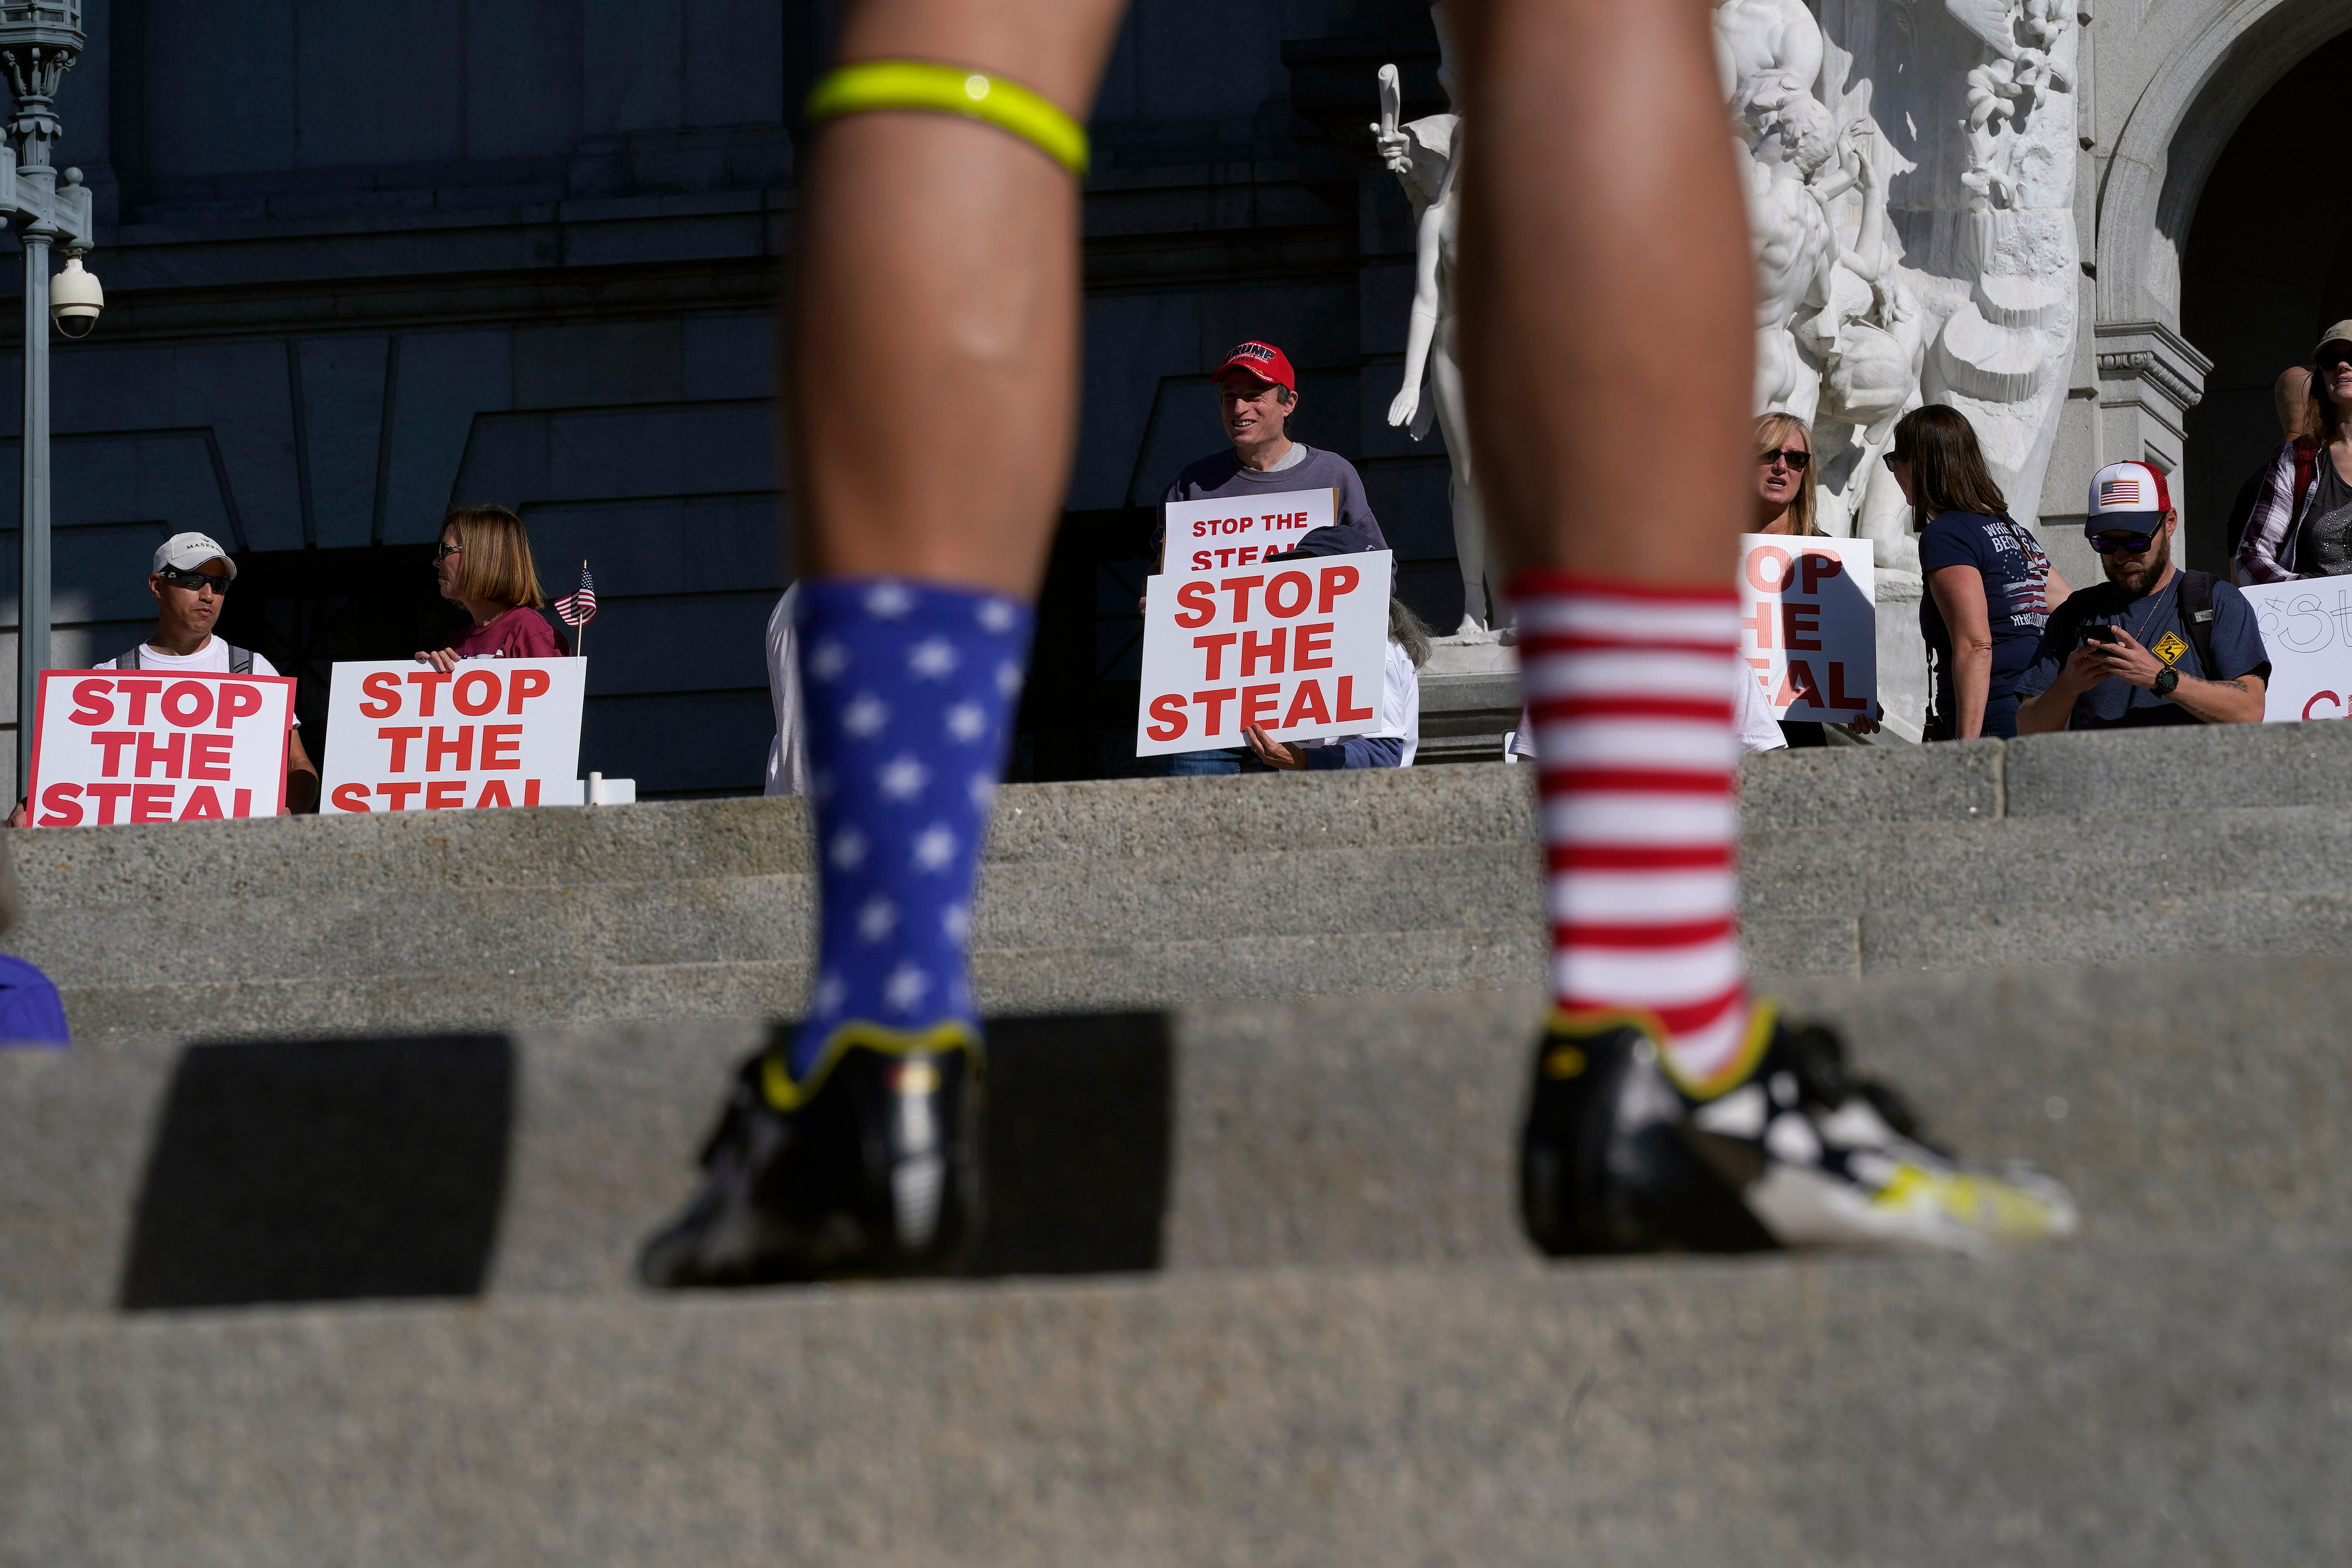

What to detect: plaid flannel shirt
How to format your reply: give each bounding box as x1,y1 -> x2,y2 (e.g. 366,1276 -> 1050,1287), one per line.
2234,436 -> 2319,584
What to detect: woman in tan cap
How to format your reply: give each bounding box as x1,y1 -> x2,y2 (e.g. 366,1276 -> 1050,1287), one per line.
2236,320 -> 2352,583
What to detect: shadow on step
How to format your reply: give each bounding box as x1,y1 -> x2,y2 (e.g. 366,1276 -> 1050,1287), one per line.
967,1012 -> 1174,1279
114,1015 -> 1174,1311
118,1036 -> 516,1311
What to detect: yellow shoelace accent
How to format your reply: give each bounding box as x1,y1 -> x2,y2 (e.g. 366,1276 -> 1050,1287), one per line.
1542,998 -> 1779,1102
762,1017 -> 982,1113
806,61 -> 1089,175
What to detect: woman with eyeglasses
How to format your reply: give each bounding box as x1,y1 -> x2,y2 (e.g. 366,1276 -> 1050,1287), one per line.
1886,405 -> 2070,740
417,505 -> 571,673
2237,321 -> 2352,583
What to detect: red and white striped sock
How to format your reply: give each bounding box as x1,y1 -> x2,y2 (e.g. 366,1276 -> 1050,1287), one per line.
1512,569 -> 1764,1098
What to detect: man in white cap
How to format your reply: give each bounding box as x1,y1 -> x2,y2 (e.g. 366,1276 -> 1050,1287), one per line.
98,532 -> 318,811
2016,461 -> 2269,732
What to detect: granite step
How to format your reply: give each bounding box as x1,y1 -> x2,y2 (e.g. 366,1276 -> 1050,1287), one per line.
5,1238 -> 2346,1568
7,959 -> 2348,1313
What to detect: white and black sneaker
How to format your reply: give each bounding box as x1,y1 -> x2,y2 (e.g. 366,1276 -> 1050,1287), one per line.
1520,1003 -> 2076,1257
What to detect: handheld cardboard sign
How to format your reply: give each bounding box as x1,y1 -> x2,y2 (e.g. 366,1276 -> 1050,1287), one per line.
321,659 -> 586,812
27,668 -> 296,826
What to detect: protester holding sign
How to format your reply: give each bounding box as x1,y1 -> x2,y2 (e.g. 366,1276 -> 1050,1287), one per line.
101,532 -> 317,813
9,534 -> 325,827
2015,462 -> 2268,733
416,505 -> 571,672
1887,405 -> 2072,740
1746,419 -> 1886,743
1149,340 -> 1386,775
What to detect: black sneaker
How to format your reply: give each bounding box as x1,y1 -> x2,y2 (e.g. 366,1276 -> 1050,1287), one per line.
636,1020 -> 984,1288
1519,1003 -> 2075,1257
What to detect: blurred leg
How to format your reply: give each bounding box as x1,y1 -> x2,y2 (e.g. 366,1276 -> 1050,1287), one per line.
642,0 -> 1126,1287
790,0 -> 1127,593
1451,0 -> 1760,1093
1450,0 -> 1751,585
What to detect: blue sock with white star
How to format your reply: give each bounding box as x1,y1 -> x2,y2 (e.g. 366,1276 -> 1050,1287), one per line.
785,577 -> 1033,1080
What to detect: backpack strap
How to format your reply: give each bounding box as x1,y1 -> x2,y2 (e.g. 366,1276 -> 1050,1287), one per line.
2174,570 -> 2218,676
227,644 -> 253,675
114,644 -> 140,671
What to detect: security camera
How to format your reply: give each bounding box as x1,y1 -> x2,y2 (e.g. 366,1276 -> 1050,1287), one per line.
51,254 -> 102,340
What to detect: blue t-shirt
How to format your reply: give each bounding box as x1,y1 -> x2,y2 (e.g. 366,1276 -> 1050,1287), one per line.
2013,572 -> 2271,729
0,954 -> 67,1047
1917,509 -> 2054,717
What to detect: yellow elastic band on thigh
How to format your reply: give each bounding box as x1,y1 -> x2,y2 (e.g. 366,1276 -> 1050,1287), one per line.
806,60 -> 1089,176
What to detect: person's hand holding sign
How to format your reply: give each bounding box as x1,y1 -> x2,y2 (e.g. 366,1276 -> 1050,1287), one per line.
1242,724 -> 1307,770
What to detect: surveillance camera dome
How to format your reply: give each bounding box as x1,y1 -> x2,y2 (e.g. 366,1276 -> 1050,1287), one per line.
50,254 -> 101,340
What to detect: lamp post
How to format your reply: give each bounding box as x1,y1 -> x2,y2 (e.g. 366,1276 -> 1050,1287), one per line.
0,1 -> 97,795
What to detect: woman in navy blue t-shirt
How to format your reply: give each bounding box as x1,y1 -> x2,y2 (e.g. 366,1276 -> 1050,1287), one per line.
1886,406 -> 2073,740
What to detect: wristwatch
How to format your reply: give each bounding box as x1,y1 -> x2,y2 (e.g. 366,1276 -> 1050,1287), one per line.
2153,667 -> 2180,698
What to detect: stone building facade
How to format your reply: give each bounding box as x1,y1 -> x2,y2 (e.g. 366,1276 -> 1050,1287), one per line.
0,1 -> 2337,793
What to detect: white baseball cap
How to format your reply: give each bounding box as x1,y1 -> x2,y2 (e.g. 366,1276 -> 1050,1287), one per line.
152,531 -> 236,579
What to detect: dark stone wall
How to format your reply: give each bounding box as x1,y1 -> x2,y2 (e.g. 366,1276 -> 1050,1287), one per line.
0,0 -> 1447,795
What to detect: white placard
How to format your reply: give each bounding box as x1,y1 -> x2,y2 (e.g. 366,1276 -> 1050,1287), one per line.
27,668 -> 295,826
1738,533 -> 1877,719
322,659 -> 586,813
1136,550 -> 1392,757
2237,579 -> 2352,722
1161,486 -> 1336,577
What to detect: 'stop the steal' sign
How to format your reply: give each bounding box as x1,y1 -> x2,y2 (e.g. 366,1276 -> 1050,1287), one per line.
2238,579 -> 2352,722
1162,486 -> 1335,576
1136,550 -> 1392,757
1737,533 -> 1876,719
321,659 -> 585,813
27,668 -> 296,826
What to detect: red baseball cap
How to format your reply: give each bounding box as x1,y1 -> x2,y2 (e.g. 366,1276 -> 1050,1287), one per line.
1213,341 -> 1296,393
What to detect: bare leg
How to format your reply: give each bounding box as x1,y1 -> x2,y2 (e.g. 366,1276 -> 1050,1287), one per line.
1451,0 -> 1753,583
789,0 -> 1128,594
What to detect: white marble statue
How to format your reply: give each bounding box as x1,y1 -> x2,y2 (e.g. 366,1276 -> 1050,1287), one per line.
1711,0 -> 2082,740
1374,9 -> 1490,634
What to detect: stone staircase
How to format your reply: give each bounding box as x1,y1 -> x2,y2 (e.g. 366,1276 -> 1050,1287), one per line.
13,720 -> 2352,1037
6,725 -> 2352,1563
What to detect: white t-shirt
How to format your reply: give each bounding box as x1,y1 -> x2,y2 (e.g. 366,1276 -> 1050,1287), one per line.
1297,638 -> 1421,766
1509,661 -> 1785,758
95,639 -> 300,724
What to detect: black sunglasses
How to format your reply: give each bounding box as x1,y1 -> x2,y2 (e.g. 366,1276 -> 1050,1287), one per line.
156,566 -> 230,593
1882,452 -> 1908,470
1758,447 -> 1810,472
433,542 -> 463,561
2087,530 -> 2159,555
2321,350 -> 2352,373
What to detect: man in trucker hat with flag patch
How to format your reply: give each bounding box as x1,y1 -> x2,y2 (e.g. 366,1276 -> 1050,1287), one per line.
2016,460 -> 2270,732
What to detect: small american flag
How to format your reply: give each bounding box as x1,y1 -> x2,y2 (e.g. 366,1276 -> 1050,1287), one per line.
554,563 -> 597,628
2099,477 -> 2143,508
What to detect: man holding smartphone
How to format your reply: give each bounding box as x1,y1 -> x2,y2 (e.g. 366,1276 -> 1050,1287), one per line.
2015,461 -> 2270,732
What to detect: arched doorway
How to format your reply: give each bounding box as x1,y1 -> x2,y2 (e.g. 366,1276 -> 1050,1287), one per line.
2181,27 -> 2352,576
